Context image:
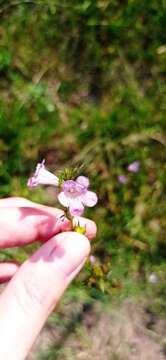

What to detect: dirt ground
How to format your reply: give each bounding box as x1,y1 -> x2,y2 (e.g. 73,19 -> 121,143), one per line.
28,298 -> 166,360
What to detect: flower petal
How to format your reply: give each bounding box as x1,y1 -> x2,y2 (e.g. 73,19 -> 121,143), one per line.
63,180 -> 76,194
28,160 -> 59,187
63,180 -> 85,197
76,176 -> 89,188
37,168 -> 59,186
58,192 -> 70,207
81,191 -> 98,207
27,177 -> 38,187
69,198 -> 84,217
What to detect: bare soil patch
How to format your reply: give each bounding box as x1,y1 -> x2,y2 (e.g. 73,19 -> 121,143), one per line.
28,298 -> 166,360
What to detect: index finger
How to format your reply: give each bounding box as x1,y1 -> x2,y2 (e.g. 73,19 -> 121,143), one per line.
0,198 -> 97,248
0,206 -> 70,248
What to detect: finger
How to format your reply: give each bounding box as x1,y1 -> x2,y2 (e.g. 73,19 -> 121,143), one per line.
0,262 -> 19,283
73,216 -> 97,240
0,198 -> 97,247
0,197 -> 68,216
0,198 -> 97,239
0,206 -> 71,248
0,216 -> 96,281
0,232 -> 90,360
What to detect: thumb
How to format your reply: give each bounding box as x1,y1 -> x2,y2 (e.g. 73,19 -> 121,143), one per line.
0,232 -> 90,360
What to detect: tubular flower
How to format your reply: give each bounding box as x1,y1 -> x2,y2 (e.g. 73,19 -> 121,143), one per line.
27,160 -> 59,187
127,161 -> 140,173
58,176 -> 98,216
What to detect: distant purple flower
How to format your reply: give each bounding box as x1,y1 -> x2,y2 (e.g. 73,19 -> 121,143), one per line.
28,159 -> 59,187
118,175 -> 127,184
58,176 -> 98,217
89,255 -> 96,266
127,161 -> 140,173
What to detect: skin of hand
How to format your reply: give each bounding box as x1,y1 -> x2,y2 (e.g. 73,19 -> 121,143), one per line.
0,197 -> 96,360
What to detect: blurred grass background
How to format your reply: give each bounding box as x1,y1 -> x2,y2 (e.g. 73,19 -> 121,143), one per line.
0,1 -> 166,359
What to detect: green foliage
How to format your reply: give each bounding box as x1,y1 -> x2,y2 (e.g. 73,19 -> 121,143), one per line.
58,164 -> 85,185
0,0 -> 165,298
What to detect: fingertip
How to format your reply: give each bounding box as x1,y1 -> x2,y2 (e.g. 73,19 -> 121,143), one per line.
54,231 -> 91,259
69,231 -> 91,256
0,262 -> 19,283
72,217 -> 97,240
86,220 -> 97,240
29,231 -> 91,273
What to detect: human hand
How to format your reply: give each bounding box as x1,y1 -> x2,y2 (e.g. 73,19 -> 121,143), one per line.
0,197 -> 96,360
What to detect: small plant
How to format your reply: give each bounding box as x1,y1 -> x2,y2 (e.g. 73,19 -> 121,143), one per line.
28,159 -> 98,232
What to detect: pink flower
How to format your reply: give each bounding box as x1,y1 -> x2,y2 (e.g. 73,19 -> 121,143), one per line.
127,161 -> 140,173
27,159 -> 59,187
58,176 -> 98,216
89,255 -> 96,266
118,175 -> 127,184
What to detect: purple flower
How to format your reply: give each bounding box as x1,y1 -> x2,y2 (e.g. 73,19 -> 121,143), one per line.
58,176 -> 98,216
28,159 -> 59,187
127,161 -> 140,173
89,255 -> 96,266
118,175 -> 127,184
